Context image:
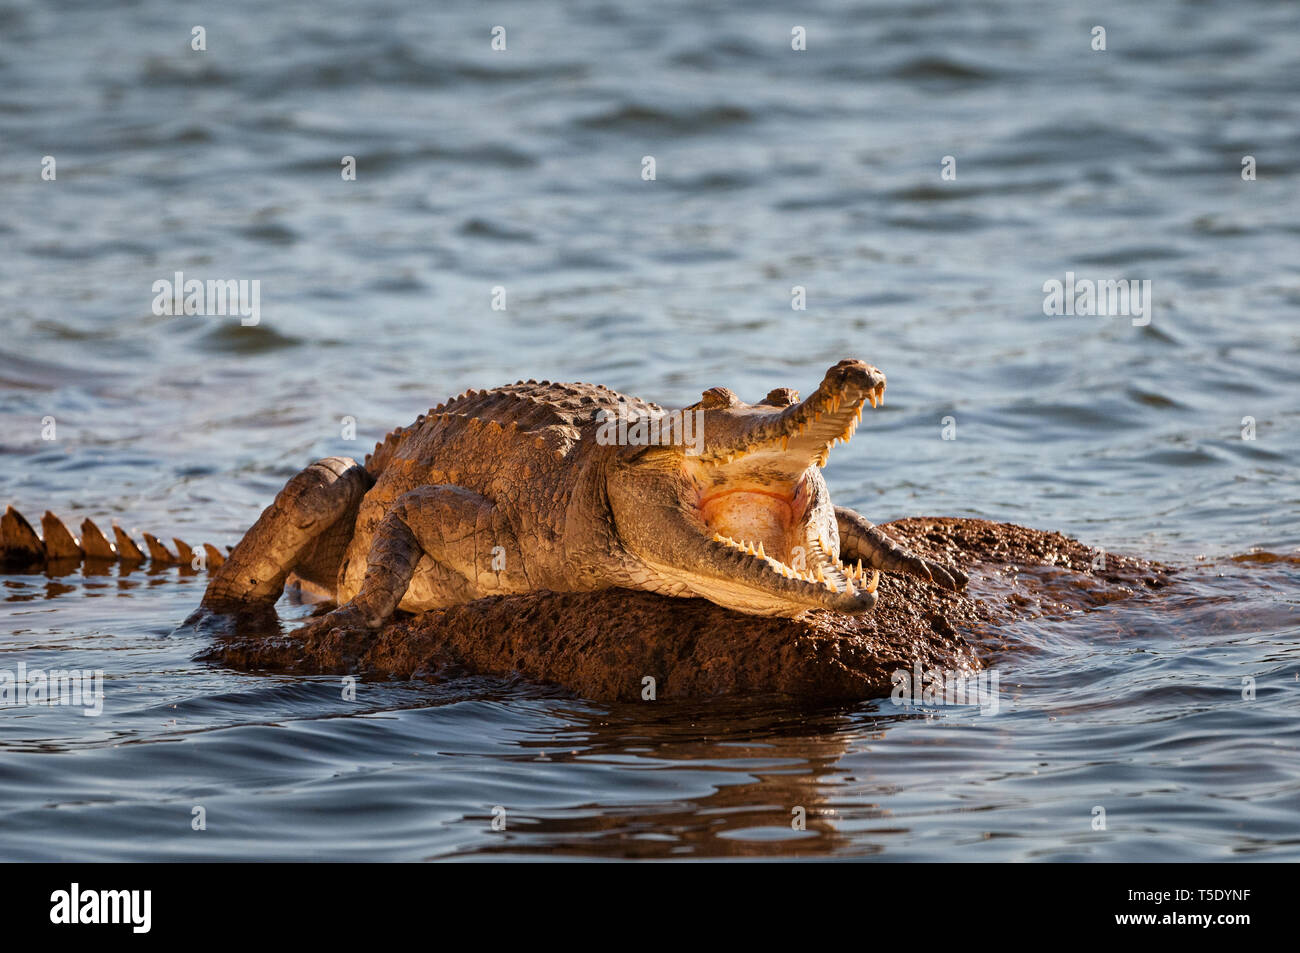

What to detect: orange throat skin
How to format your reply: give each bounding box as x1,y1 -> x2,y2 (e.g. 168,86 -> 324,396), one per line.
697,483 -> 802,569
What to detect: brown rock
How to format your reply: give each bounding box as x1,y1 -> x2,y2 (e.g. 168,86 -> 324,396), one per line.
201,518 -> 1173,703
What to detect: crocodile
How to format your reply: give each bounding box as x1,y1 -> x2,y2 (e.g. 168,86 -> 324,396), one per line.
3,360 -> 965,637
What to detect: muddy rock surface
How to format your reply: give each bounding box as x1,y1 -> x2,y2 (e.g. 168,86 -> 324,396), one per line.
202,518 -> 1173,702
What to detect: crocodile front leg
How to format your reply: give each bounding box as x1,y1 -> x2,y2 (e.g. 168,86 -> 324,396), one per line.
292,484 -> 514,639
201,457 -> 372,609
835,506 -> 968,592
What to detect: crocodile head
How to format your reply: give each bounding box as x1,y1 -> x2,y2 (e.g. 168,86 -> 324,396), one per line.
606,359 -> 887,617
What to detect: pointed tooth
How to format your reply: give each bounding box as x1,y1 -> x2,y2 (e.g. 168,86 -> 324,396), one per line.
80,518 -> 116,559
143,532 -> 176,563
202,543 -> 226,569
2,506 -> 45,563
40,511 -> 83,560
855,405 -> 864,422
781,435 -> 789,452
112,525 -> 146,562
756,541 -> 765,558
857,559 -> 864,580
814,564 -> 825,582
866,569 -> 880,594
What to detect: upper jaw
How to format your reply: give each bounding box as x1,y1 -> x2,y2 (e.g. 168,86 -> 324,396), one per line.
697,359 -> 886,470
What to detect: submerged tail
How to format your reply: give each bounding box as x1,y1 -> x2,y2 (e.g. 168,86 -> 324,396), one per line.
1,505 -> 226,573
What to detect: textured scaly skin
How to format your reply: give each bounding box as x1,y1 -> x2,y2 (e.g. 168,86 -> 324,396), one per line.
4,361 -> 967,637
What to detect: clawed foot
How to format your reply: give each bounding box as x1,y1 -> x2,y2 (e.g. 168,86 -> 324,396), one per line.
176,603 -> 280,638
288,604 -> 380,641
898,554 -> 968,593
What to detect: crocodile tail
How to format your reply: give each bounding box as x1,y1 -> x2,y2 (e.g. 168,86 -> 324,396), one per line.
1,505 -> 226,572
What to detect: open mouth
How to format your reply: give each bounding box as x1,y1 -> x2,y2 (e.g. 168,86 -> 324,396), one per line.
684,370 -> 887,605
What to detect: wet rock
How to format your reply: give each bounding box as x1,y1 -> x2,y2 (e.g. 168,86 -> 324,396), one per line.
202,518 -> 1173,703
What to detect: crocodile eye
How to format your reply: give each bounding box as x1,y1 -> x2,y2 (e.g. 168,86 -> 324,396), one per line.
761,387 -> 800,407
700,387 -> 739,409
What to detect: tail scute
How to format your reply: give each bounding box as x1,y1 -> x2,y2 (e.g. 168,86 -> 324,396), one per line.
41,511 -> 82,559
80,518 -> 116,559
173,538 -> 195,564
143,533 -> 176,563
1,507 -> 221,574
112,525 -> 147,563
2,506 -> 43,564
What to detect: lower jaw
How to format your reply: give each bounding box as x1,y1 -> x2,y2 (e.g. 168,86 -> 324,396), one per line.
680,569 -> 876,617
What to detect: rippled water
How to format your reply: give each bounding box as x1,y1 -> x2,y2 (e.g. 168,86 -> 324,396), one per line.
1,0 -> 1297,860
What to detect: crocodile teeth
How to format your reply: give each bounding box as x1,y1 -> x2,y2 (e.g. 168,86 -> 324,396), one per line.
855,405 -> 864,422
867,392 -> 878,409
865,570 -> 880,594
